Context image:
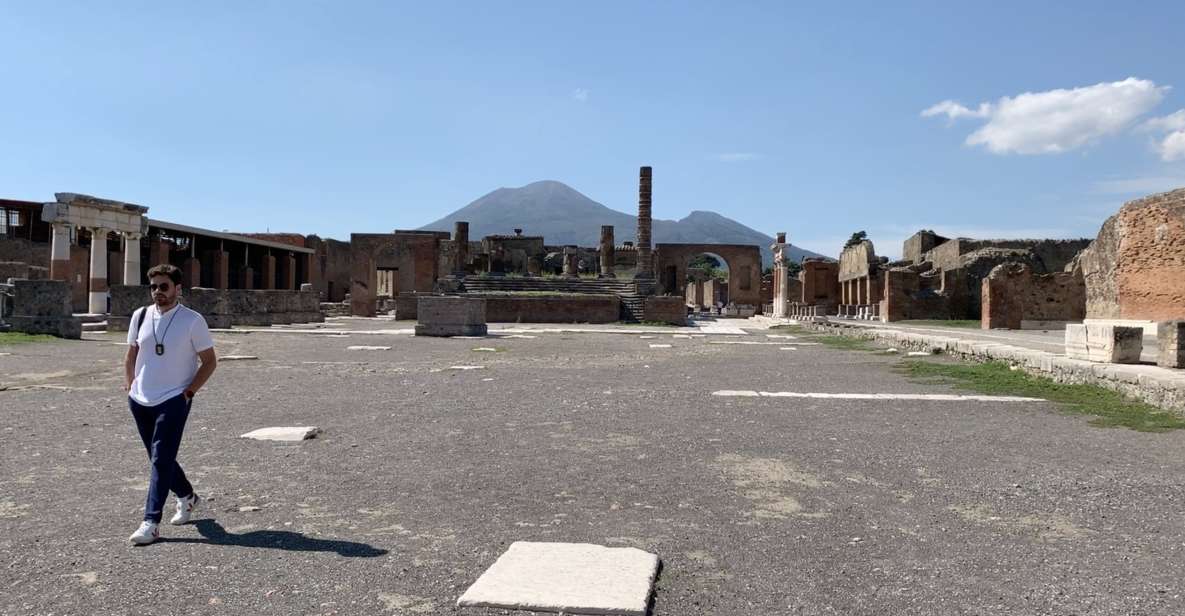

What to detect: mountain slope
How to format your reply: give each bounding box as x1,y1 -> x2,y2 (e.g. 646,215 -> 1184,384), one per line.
419,180 -> 826,265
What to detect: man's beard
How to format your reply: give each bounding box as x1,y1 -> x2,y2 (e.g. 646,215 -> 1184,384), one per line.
154,295 -> 174,306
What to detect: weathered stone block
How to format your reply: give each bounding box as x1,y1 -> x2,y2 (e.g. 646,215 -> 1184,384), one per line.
643,296 -> 686,326
0,261 -> 29,281
8,315 -> 82,339
201,314 -> 233,329
12,279 -> 72,317
110,285 -> 148,319
182,287 -> 229,315
1065,324 -> 1143,364
1158,321 -> 1185,369
415,296 -> 487,337
395,293 -> 418,319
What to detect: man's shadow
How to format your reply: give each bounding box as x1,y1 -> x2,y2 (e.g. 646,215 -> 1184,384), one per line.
161,519 -> 387,557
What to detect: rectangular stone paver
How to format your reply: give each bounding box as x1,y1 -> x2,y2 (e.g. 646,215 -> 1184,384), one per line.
458,541 -> 660,615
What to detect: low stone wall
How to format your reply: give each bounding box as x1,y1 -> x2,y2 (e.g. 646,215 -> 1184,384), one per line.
107,285 -> 324,331
395,293 -> 419,320
982,263 -> 1085,330
1,279 -> 81,339
1160,322 -> 1185,369
479,294 -> 620,323
881,269 -> 952,322
643,296 -> 687,326
805,320 -> 1185,414
415,296 -> 487,337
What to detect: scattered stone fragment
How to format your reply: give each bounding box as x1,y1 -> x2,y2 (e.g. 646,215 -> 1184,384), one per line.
649,344 -> 672,348
448,365 -> 485,370
221,355 -> 259,361
502,334 -> 537,339
672,334 -> 692,339
907,351 -> 931,357
779,347 -> 798,351
766,334 -> 796,339
347,345 -> 391,351
458,541 -> 660,616
639,335 -> 656,340
240,426 -> 321,442
239,506 -> 262,512
0,352 -> 11,356
472,347 -> 499,352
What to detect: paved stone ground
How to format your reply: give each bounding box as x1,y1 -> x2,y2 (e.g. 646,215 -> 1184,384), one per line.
3,318 -> 1185,615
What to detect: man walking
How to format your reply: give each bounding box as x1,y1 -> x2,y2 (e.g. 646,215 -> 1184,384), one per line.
124,264 -> 218,545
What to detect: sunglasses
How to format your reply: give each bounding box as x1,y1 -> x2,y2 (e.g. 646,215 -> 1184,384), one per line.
149,283 -> 173,291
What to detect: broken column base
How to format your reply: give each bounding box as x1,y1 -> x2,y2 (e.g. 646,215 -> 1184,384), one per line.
415,296 -> 487,337
1065,323 -> 1143,364
1159,321 -> 1185,369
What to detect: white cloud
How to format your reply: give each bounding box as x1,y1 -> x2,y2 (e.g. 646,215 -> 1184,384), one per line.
1141,109 -> 1185,132
920,100 -> 990,120
923,77 -> 1168,154
1160,131 -> 1185,161
713,152 -> 760,162
571,88 -> 589,103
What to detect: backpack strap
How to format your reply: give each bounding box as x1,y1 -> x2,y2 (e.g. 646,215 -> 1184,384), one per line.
131,306 -> 147,341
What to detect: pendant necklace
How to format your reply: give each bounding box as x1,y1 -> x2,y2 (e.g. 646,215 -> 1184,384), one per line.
152,304 -> 180,356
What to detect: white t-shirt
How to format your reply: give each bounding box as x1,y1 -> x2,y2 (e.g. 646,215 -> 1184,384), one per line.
127,303 -> 215,407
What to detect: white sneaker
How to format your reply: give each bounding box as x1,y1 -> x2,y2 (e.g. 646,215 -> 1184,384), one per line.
170,493 -> 200,525
129,521 -> 159,545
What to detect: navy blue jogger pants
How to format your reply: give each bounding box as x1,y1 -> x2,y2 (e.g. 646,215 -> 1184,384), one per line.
129,394 -> 194,523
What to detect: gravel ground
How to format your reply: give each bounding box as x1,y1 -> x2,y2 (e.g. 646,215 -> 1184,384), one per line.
2,319 -> 1184,615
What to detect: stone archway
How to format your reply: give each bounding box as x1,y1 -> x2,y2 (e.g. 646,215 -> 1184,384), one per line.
653,243 -> 763,308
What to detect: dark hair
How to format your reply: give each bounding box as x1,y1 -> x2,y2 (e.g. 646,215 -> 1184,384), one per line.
146,264 -> 183,286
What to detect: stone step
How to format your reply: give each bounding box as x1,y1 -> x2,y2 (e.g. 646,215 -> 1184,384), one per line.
81,321 -> 108,332
74,313 -> 108,324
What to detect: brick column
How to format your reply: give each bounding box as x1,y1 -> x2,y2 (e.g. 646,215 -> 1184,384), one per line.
210,250 -> 229,289
239,266 -> 255,289
262,255 -> 276,290
149,236 -> 170,267
88,228 -> 109,314
182,257 -> 201,290
279,253 -> 296,290
599,225 -> 615,278
563,246 -> 579,278
634,166 -> 653,279
453,221 -> 469,277
50,223 -> 72,282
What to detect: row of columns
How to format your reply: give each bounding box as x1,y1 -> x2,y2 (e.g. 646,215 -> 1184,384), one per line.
49,224 -> 142,314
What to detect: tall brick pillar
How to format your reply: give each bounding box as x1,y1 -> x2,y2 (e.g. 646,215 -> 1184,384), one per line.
453,221 -> 469,277
599,225 -> 615,278
563,246 -> 579,278
50,223 -> 72,282
149,236 -> 170,268
209,250 -> 229,289
279,253 -> 296,290
182,258 -> 201,290
262,255 -> 276,290
239,266 -> 254,289
634,166 -> 653,279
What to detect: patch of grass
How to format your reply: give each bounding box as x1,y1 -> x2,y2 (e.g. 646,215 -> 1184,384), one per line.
814,335 -> 878,351
901,319 -> 981,329
627,320 -> 680,327
0,332 -> 58,346
901,359 -> 1185,432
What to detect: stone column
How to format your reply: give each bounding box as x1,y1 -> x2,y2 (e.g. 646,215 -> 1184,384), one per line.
279,253 -> 296,290
599,225 -> 615,278
123,232 -> 142,286
262,254 -> 277,290
50,223 -> 72,282
88,228 -> 110,314
453,221 -> 469,277
563,246 -> 579,278
634,166 -> 653,279
772,232 -> 789,318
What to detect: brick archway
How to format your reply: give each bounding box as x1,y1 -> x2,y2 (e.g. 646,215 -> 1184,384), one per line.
653,243 -> 763,307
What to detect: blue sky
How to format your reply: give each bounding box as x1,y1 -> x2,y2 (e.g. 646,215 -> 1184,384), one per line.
3,1 -> 1184,258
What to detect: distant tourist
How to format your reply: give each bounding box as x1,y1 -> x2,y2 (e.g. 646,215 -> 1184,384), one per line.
123,264 -> 218,545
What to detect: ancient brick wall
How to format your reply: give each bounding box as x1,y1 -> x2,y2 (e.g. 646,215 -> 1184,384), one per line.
981,263 -> 1085,329
902,231 -> 949,264
482,295 -> 620,323
800,260 -> 839,307
1079,188 -> 1185,321
0,237 -> 49,267
838,240 -> 877,281
643,296 -> 687,325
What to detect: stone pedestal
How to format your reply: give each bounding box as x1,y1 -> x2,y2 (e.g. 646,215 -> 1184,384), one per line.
1065,324 -> 1143,363
562,247 -> 579,279
415,296 -> 487,337
1158,321 -> 1185,369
